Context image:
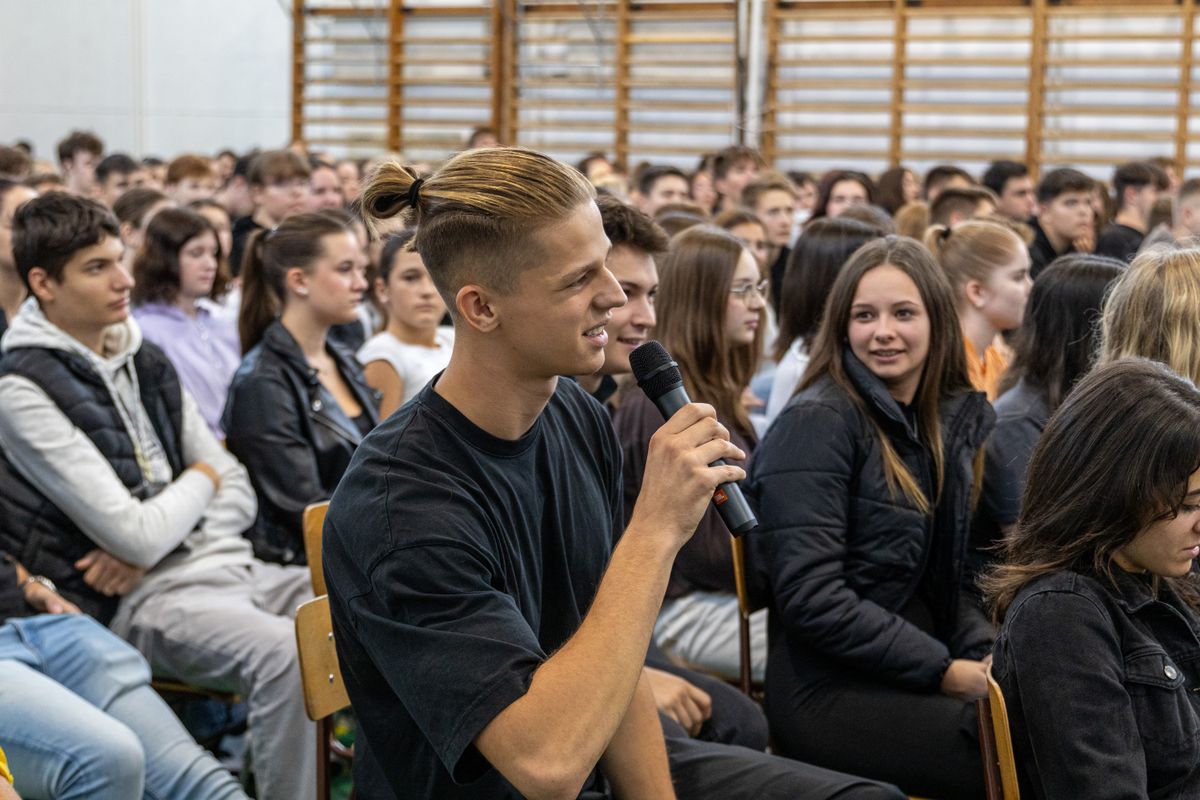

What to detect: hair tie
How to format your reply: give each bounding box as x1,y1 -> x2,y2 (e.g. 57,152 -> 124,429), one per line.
940,226 -> 953,242
407,178 -> 425,208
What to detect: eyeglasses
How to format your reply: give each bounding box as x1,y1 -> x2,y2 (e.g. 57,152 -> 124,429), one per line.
729,279 -> 769,303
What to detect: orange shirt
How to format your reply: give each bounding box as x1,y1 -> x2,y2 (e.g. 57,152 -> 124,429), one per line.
964,334 -> 1010,402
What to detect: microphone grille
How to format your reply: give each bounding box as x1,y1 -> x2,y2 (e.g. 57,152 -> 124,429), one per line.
630,341 -> 683,401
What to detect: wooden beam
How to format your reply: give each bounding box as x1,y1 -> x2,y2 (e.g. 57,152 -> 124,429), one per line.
387,0 -> 403,152
1027,0 -> 1046,178
888,0 -> 904,167
292,0 -> 305,145
1177,0 -> 1196,174
615,0 -> 631,168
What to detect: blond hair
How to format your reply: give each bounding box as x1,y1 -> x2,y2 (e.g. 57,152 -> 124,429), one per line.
360,147 -> 595,307
1100,247 -> 1200,384
925,219 -> 1025,301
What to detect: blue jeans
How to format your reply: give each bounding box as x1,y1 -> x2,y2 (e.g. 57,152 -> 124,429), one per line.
0,614 -> 246,800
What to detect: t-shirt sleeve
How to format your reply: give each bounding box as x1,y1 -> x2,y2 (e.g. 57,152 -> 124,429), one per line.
348,540 -> 548,783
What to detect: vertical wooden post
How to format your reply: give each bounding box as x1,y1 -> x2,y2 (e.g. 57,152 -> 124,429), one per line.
292,0 -> 305,145
502,0 -> 518,146
888,0 -> 906,167
490,0 -> 504,135
614,0 -> 632,169
761,0 -> 780,162
1176,0 -> 1195,176
1026,0 -> 1047,180
387,0 -> 404,153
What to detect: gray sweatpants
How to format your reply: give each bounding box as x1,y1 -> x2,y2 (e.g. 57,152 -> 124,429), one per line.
112,561 -> 316,800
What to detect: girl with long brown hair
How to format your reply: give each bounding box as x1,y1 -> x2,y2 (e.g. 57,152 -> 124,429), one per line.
748,236 -> 994,799
612,224 -> 767,681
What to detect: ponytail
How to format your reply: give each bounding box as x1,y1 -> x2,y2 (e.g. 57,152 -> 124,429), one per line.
236,211 -> 354,352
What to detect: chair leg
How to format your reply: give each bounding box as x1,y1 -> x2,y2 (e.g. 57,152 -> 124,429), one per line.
317,716 -> 332,800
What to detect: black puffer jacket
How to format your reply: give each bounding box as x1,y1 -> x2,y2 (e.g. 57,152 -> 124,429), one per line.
222,320 -> 379,565
748,350 -> 995,693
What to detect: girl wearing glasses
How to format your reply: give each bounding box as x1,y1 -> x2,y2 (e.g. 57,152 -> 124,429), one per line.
748,236 -> 994,799
612,225 -> 767,681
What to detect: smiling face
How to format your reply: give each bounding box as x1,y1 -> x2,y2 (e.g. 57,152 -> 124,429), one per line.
1115,470 -> 1200,578
178,230 -> 220,301
377,248 -> 445,333
724,249 -> 766,347
599,244 -> 657,376
848,263 -> 931,404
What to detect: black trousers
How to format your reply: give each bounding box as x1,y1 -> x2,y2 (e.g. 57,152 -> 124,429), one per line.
766,672 -> 986,800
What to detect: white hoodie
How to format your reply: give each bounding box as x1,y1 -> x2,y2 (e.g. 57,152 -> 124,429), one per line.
0,300 -> 257,609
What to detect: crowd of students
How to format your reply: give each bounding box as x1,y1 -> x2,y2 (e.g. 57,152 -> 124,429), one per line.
0,124 -> 1199,799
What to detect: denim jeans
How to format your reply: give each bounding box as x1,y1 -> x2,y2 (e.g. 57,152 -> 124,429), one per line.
0,614 -> 245,800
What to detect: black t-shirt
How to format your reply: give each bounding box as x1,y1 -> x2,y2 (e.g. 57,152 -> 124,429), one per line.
228,215 -> 264,277
323,377 -> 622,800
1028,218 -> 1074,279
1094,223 -> 1144,263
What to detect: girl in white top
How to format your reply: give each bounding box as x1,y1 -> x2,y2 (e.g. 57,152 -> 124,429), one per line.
358,230 -> 453,416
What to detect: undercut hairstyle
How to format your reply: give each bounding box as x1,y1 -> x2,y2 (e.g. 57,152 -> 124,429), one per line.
929,186 -> 999,227
984,358 -> 1200,622
0,146 -> 32,180
999,253 -> 1123,410
166,154 -> 215,185
1112,161 -> 1170,210
360,147 -> 596,309
982,160 -> 1029,198
810,170 -> 878,221
922,165 -> 974,198
801,235 -> 974,515
377,229 -> 419,284
1100,247 -> 1200,385
12,192 -> 120,290
656,225 -> 762,436
113,188 -> 169,229
635,164 -> 689,198
775,216 -> 885,360
712,145 -> 766,180
238,210 -> 355,352
596,194 -> 669,256
132,207 -> 229,306
56,130 -> 103,165
248,149 -> 311,188
1036,168 -> 1094,204
96,153 -> 140,184
741,173 -> 797,211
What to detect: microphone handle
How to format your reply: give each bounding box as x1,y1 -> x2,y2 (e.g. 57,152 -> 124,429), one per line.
653,387 -> 758,535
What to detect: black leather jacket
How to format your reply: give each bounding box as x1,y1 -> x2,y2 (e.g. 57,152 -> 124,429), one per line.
995,570 -> 1200,799
748,351 -> 995,693
222,320 -> 379,565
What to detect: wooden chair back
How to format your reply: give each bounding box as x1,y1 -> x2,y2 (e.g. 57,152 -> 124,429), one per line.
729,535 -> 764,697
976,667 -> 1020,800
295,594 -> 351,800
303,501 -> 331,596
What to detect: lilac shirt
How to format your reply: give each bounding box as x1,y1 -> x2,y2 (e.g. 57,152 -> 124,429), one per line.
134,301 -> 242,437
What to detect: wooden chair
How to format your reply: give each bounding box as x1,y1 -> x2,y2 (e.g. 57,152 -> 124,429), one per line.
303,501 -> 330,596
976,667 -> 1020,800
729,534 -> 765,698
295,595 -> 351,800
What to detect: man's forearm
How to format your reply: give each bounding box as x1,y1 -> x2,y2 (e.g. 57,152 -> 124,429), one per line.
601,672 -> 676,800
475,524 -> 677,798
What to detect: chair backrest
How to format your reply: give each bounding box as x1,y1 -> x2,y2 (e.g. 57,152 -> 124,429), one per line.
730,535 -> 764,696
987,668 -> 1020,799
304,501 -> 330,596
295,595 -> 350,721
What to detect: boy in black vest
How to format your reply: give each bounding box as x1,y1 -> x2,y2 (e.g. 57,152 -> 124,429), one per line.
0,193 -> 315,800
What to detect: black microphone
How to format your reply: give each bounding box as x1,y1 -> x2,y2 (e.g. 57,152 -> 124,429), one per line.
629,341 -> 758,535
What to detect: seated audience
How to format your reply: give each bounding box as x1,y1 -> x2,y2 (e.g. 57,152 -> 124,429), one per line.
215,151 -> 256,221
742,173 -> 797,314
0,549 -> 248,799
56,130 -> 103,197
1141,176 -> 1200,251
164,155 -> 218,206
876,167 -> 920,216
715,208 -> 769,273
94,153 -> 144,209
1028,168 -> 1094,278
308,159 -> 346,212
789,170 -> 818,226
223,211 -> 376,565
0,181 -> 37,336
982,160 -> 1036,223
975,254 -> 1123,559
922,164 -> 974,202
712,145 -> 765,213
190,197 -> 234,259
928,186 -> 997,228
336,158 -> 363,204
809,170 -> 877,222
630,165 -> 691,218
749,236 -> 994,799
358,230 -> 453,416
228,149 -> 311,276
1095,160 -> 1170,262
132,208 -> 240,437
926,219 -> 1031,400
614,225 -> 767,681
691,153 -> 718,212
0,192 -> 315,800
765,217 -> 885,425
112,188 -> 172,262
984,358 -> 1200,798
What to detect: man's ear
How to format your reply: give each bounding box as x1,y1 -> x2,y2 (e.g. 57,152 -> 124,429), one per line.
26,266 -> 55,305
455,284 -> 500,333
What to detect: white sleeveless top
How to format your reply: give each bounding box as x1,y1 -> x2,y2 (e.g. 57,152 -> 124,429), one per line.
357,327 -> 455,406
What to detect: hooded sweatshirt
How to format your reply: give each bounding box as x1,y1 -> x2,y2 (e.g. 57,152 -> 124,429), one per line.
0,300 -> 257,610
